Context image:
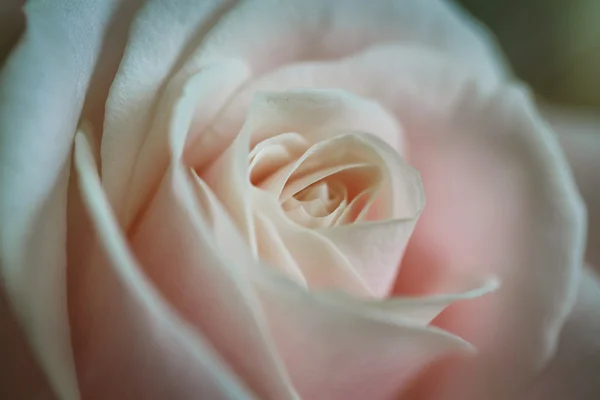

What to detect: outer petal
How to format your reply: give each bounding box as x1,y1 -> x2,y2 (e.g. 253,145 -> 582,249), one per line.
71,129 -> 255,400
542,105 -> 600,269
397,86 -> 586,400
521,267 -> 600,399
178,0 -> 506,78
0,1 -> 125,398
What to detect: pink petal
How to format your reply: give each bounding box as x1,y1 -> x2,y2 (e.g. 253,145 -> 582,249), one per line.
71,129 -> 256,399
0,1 -> 125,398
397,87 -> 586,399
255,273 -> 476,400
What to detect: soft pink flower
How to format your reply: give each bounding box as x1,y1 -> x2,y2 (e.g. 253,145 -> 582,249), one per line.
0,1 -> 597,400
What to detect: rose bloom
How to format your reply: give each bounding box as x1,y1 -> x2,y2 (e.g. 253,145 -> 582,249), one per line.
1,1 -> 599,400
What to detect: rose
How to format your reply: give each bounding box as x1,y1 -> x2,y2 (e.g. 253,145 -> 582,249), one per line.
0,1 -> 597,399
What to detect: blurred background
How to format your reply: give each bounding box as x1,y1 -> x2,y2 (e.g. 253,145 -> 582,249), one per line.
457,0 -> 600,110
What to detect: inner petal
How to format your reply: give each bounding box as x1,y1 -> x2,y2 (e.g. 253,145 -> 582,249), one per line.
249,132 -> 309,186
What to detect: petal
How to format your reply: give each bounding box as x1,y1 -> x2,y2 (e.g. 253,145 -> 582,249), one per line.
314,274 -> 499,327
99,0 -> 237,220
255,273 -> 475,400
0,1 -> 124,398
521,267 -> 600,400
317,130 -> 425,297
542,105 -> 600,269
192,84 -> 403,171
72,128 -> 255,399
398,86 -> 586,399
119,59 -> 250,228
127,162 -> 299,400
178,0 -> 506,82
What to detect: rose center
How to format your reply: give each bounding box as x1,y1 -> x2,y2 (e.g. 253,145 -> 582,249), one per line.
248,131 -> 385,229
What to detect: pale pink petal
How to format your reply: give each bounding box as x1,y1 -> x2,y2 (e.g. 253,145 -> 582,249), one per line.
128,162 -> 299,400
0,1 -> 125,398
520,267 -> 600,400
397,87 -> 585,399
72,129 -> 255,399
255,273 -> 475,400
314,274 -> 499,327
253,211 -> 307,285
542,105 -> 600,269
192,85 -> 402,171
316,130 -> 425,297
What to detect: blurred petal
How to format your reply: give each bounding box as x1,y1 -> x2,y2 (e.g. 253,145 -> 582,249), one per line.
179,0 -> 507,78
398,86 -> 585,399
541,105 -> 600,269
522,267 -> 600,400
0,1 -> 124,398
72,128 -> 254,399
